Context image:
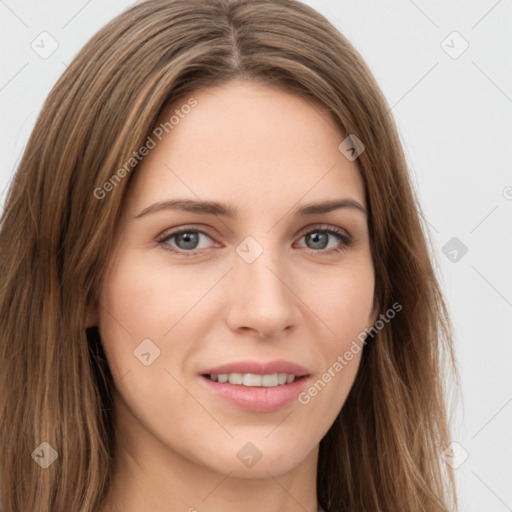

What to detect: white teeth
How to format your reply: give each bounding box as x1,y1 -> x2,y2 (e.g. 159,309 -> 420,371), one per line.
261,374 -> 278,387
207,372 -> 298,387
228,373 -> 243,385
243,373 -> 262,386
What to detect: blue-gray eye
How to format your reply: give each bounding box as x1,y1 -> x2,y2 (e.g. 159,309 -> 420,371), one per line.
157,225 -> 353,256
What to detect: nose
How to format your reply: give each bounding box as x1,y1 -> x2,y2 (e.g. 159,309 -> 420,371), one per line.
224,239 -> 300,340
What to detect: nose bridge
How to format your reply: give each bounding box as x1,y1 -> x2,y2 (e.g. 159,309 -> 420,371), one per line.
227,233 -> 297,337
235,233 -> 288,298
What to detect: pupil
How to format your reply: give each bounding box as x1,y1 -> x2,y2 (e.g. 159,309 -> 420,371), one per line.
177,232 -> 198,250
308,232 -> 327,249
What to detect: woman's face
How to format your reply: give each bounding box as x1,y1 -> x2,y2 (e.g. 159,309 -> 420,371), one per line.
94,79 -> 378,479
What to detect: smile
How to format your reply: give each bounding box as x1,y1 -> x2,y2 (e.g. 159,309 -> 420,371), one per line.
205,372 -> 297,387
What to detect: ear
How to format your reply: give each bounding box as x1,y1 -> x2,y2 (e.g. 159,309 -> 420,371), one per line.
85,300 -> 99,328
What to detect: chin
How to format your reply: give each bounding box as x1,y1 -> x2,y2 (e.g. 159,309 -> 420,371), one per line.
207,438 -> 314,478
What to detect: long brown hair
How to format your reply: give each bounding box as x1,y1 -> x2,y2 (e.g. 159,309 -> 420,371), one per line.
0,0 -> 459,510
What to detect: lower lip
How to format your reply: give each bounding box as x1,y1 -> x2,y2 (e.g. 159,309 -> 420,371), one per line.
199,375 -> 309,412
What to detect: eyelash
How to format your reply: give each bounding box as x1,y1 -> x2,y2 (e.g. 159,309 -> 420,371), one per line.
156,224 -> 353,257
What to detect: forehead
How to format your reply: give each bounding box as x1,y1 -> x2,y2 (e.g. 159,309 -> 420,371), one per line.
125,80 -> 366,216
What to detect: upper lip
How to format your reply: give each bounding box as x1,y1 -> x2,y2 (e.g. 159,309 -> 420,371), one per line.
200,359 -> 310,377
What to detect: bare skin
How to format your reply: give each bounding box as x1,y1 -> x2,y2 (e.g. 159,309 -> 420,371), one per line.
91,79 -> 378,512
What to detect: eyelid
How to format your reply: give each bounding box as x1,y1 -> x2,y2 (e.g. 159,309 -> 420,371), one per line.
156,224 -> 219,244
297,223 -> 351,239
156,223 -> 351,240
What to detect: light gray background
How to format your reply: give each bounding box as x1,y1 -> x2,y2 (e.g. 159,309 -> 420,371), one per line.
1,1 -> 511,510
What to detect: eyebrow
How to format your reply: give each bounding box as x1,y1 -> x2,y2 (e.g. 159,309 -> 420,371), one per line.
134,198 -> 367,219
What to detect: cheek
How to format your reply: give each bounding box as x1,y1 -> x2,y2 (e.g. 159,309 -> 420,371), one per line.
99,250 -> 204,338
97,251 -> 167,379
97,249 -> 222,392
97,253 -> 205,428
302,258 -> 375,347
294,260 -> 374,409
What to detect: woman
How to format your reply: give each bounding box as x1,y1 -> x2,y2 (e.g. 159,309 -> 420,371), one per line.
0,0 -> 459,511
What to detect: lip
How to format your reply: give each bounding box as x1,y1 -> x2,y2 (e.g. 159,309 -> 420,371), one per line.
199,359 -> 310,413
200,359 -> 310,377
199,374 -> 309,412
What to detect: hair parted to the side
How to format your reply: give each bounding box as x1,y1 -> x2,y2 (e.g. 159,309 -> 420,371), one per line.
0,0 -> 459,510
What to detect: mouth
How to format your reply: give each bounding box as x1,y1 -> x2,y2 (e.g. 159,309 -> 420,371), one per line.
198,360 -> 311,412
202,372 -> 307,387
